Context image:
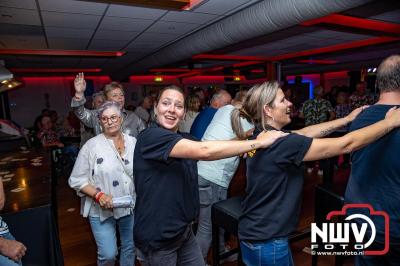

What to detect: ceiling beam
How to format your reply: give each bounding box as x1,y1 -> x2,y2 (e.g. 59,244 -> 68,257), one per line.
10,68 -> 102,73
83,0 -> 190,10
297,59 -> 337,65
270,36 -> 399,61
301,14 -> 400,35
0,49 -> 125,57
192,54 -> 269,61
150,68 -> 192,73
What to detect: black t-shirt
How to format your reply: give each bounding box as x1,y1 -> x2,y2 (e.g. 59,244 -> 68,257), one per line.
133,123 -> 199,252
238,130 -> 312,242
345,105 -> 400,243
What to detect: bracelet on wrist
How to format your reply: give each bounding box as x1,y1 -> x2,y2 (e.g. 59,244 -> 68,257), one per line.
94,192 -> 104,203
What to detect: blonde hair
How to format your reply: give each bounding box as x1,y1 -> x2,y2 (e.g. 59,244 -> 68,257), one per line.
186,94 -> 200,112
231,81 -> 280,139
103,82 -> 124,98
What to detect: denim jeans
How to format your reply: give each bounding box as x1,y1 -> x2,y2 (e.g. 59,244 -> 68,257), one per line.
240,238 -> 294,266
195,176 -> 228,259
0,232 -> 22,266
138,226 -> 204,266
89,214 -> 135,266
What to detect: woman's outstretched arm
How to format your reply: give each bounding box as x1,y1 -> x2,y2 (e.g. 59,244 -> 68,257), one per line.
303,107 -> 400,161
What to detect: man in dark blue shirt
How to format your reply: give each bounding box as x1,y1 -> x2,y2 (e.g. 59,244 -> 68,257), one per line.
345,55 -> 400,265
190,89 -> 231,139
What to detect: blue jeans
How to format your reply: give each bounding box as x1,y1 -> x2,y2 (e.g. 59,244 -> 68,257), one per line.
89,214 -> 135,266
240,238 -> 294,266
195,176 -> 228,259
0,232 -> 22,266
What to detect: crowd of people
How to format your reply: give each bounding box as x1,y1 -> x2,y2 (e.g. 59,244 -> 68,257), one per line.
4,55 -> 399,266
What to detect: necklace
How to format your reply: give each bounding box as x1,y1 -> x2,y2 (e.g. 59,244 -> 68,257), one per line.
108,134 -> 124,157
116,138 -> 124,156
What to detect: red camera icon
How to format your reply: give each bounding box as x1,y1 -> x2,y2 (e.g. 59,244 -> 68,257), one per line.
326,203 -> 389,255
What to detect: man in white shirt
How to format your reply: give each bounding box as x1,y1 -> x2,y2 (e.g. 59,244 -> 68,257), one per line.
195,91 -> 252,261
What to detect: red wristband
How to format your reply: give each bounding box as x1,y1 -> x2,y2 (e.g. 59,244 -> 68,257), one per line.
95,192 -> 104,203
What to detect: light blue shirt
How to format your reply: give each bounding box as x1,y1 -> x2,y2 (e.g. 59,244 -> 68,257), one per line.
198,105 -> 253,188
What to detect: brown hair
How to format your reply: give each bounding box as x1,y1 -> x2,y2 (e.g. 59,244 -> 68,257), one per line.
231,81 -> 280,139
155,85 -> 187,110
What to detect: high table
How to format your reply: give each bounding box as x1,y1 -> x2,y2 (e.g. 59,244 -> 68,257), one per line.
0,148 -> 64,266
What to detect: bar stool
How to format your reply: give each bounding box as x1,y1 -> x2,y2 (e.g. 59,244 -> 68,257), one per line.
211,196 -> 243,266
212,196 -> 312,266
312,185 -> 345,266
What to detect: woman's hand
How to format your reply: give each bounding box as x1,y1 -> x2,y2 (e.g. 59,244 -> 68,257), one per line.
256,130 -> 288,148
98,193 -> 113,209
345,105 -> 369,123
0,238 -> 26,262
384,107 -> 400,128
74,72 -> 86,98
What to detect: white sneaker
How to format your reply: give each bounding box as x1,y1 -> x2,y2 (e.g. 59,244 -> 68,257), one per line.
318,169 -> 323,176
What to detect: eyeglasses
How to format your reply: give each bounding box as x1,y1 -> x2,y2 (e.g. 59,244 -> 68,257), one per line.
100,115 -> 119,123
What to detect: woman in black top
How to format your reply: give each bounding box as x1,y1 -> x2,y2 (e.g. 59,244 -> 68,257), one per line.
133,85 -> 287,266
231,81 -> 400,266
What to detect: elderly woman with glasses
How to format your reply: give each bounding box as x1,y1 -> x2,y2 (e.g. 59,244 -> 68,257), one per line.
69,101 -> 136,266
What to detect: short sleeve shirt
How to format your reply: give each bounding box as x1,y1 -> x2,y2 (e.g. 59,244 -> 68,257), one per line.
345,105 -> 400,243
190,107 -> 218,140
238,130 -> 312,242
0,217 -> 9,236
198,105 -> 253,187
349,94 -> 374,110
301,99 -> 334,126
134,123 -> 199,253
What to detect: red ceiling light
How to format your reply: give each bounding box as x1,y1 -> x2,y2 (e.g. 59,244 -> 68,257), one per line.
11,68 -> 102,73
232,61 -> 263,68
176,70 -> 201,78
297,59 -> 338,64
270,36 -> 399,61
0,49 -> 125,57
150,68 -> 192,73
301,14 -> 400,34
192,54 -> 268,61
183,0 -> 206,10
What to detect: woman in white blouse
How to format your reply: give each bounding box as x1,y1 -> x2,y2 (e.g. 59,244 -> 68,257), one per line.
69,101 -> 136,266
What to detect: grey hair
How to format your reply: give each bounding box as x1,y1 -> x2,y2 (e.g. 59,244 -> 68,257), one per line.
97,101 -> 122,119
377,54 -> 400,92
103,81 -> 124,97
210,89 -> 229,104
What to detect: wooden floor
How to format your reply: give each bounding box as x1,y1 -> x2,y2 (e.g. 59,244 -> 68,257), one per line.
57,165 -> 354,266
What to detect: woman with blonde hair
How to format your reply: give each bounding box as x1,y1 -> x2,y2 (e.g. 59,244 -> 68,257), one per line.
179,94 -> 201,133
231,81 -> 400,265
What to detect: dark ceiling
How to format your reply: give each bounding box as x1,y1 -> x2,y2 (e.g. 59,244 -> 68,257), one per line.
0,0 -> 399,80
